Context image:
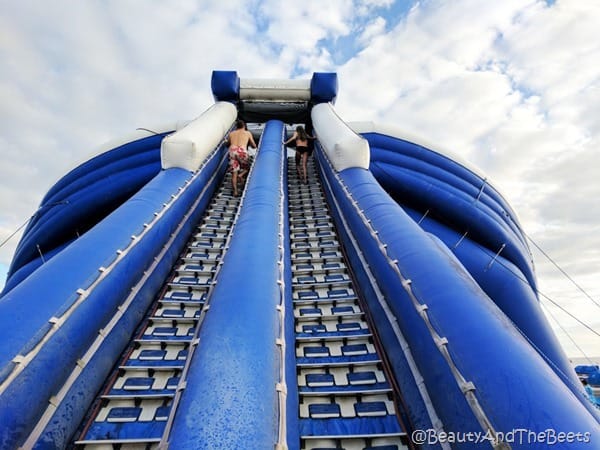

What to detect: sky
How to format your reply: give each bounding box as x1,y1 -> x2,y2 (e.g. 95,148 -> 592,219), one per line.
0,0 -> 598,359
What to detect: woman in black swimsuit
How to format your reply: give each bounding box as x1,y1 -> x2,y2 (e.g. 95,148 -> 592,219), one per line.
284,125 -> 315,184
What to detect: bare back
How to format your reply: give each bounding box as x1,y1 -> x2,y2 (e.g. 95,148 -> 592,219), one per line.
228,129 -> 257,149
295,133 -> 309,147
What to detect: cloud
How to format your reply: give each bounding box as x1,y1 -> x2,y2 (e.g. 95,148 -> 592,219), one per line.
357,16 -> 387,45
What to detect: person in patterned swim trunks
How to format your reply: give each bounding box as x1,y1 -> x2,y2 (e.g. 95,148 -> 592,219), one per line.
226,119 -> 257,197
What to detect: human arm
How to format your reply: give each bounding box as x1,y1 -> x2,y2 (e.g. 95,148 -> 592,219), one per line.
248,132 -> 257,149
283,132 -> 297,145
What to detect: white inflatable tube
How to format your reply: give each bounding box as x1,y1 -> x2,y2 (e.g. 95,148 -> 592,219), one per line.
312,103 -> 370,172
240,78 -> 311,101
161,102 -> 237,172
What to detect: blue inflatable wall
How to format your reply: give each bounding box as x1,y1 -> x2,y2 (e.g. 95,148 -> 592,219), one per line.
361,133 -> 591,401
4,132 -> 167,294
315,142 -> 600,448
0,142 -> 228,448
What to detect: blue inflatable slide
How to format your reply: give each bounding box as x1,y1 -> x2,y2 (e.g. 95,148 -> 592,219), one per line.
0,71 -> 598,449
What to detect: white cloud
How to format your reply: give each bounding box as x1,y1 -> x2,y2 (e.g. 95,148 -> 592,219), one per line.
358,16 -> 387,45
359,0 -> 394,6
260,0 -> 353,49
354,0 -> 396,19
256,0 -> 357,72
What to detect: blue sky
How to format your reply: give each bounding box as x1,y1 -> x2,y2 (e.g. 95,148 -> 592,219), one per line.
1,0 -> 599,358
316,0 -> 417,67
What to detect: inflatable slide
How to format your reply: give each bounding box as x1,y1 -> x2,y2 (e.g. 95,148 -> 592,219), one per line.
0,71 -> 598,449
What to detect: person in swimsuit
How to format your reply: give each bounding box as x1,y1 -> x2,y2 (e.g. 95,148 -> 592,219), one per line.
284,125 -> 315,184
226,119 -> 257,197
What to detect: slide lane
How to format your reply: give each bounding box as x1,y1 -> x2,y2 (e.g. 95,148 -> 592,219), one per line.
4,132 -> 167,295
360,129 -> 595,419
167,119 -> 287,449
0,103 -> 237,449
0,149 -> 227,449
289,156 -> 410,450
329,162 -> 600,446
312,103 -> 600,448
72,159 -> 241,448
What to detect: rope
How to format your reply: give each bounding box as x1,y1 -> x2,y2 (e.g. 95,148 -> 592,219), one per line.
0,201 -> 69,250
135,127 -> 162,135
373,152 -> 599,344
275,127 -> 288,449
0,218 -> 29,249
468,238 -> 600,341
397,188 -> 600,349
526,233 -> 600,310
539,292 -> 600,339
541,302 -> 594,365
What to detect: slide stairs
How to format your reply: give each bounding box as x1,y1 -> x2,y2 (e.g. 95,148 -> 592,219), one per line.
288,157 -> 410,450
73,169 -> 244,448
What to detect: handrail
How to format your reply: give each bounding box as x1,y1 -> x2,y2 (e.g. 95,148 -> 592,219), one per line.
275,127 -> 288,449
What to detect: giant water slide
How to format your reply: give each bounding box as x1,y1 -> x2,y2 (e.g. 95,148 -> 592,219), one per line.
0,71 -> 598,449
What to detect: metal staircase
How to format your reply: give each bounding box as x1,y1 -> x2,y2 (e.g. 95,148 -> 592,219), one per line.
287,157 -> 409,450
73,170 -> 243,448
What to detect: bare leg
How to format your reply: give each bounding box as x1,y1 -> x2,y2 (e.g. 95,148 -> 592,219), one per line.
302,152 -> 309,184
295,151 -> 301,178
232,170 -> 238,197
238,156 -> 249,185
